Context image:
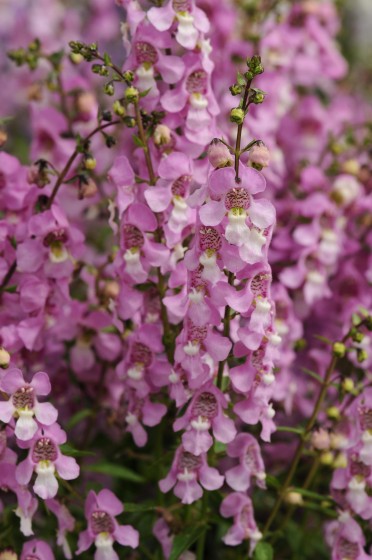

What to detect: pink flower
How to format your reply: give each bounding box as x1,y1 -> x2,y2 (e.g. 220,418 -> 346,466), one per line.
159,445 -> 224,504
77,489 -> 139,560
220,493 -> 262,551
0,368 -> 58,441
21,539 -> 55,560
174,384 -> 236,455
16,423 -> 79,499
225,433 -> 266,492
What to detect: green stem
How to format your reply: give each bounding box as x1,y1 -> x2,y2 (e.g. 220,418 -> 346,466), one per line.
263,325 -> 360,535
216,271 -> 234,389
47,120 -> 120,209
234,79 -> 252,180
196,494 -> 208,560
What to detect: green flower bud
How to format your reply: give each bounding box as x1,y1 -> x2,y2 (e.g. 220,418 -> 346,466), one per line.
103,83 -> 115,96
332,342 -> 346,358
244,71 -> 254,81
357,349 -> 368,363
84,157 -> 97,170
113,100 -> 126,117
250,88 -> 266,104
123,70 -> 134,83
125,87 -> 139,103
92,64 -> 103,74
229,84 -> 243,96
230,108 -> 245,125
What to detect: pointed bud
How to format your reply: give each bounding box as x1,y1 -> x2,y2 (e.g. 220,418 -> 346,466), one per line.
230,108 -> 245,124
84,157 -> 97,170
249,142 -> 270,170
125,87 -> 139,103
207,139 -> 233,169
154,124 -> 171,146
0,347 -> 10,369
332,342 -> 346,358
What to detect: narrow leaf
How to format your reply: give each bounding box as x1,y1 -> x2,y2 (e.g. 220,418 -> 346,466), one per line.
169,526 -> 207,560
60,443 -> 95,458
253,542 -> 274,560
66,409 -> 93,430
301,367 -> 323,384
84,462 -> 144,483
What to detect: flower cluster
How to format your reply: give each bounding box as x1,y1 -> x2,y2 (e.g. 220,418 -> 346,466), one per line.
0,0 -> 371,558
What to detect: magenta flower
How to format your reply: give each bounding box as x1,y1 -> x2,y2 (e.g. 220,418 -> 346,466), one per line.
21,539 -> 55,560
200,164 -> 275,262
159,445 -> 224,504
16,423 -> 79,499
77,489 -> 139,560
220,493 -> 262,551
0,369 -> 58,441
174,384 -> 236,455
225,433 -> 266,492
45,499 -> 75,559
148,0 -> 210,50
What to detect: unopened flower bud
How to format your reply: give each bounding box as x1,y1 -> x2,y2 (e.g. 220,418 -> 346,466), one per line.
125,87 -> 139,103
229,84 -> 242,96
76,91 -> 96,116
84,157 -> 97,170
342,159 -> 360,175
311,428 -> 330,451
331,174 -> 361,206
103,280 -> 120,299
123,70 -> 134,83
70,52 -> 84,64
27,83 -> 43,101
357,348 -> 368,363
0,347 -> 10,369
327,406 -> 340,420
250,88 -> 265,104
332,452 -> 347,469
285,490 -> 303,506
0,130 -> 7,147
113,100 -> 126,117
79,177 -> 98,199
154,124 -> 171,146
230,108 -> 245,125
342,378 -> 354,393
332,342 -> 346,358
249,142 -> 270,170
247,54 -> 264,75
320,451 -> 334,465
207,139 -> 233,168
104,83 -> 115,96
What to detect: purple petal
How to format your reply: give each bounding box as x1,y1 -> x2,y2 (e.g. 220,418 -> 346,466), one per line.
249,198 -> 276,229
16,458 -> 34,485
199,200 -> 225,226
212,414 -> 237,444
30,371 -> 51,396
55,455 -> 79,481
199,465 -> 224,491
1,368 -> 25,394
34,402 -> 58,426
158,152 -> 191,180
76,529 -> 94,554
0,400 -> 15,423
97,489 -> 123,516
174,479 -> 203,504
225,464 -> 250,492
182,429 -> 213,456
157,53 -> 185,84
127,203 -> 158,232
147,4 -> 174,32
144,185 -> 172,212
115,525 -> 139,548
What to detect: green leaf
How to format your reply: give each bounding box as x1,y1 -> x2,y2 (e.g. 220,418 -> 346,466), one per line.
139,87 -> 152,98
133,135 -> 145,148
3,284 -> 17,293
103,52 -> 112,66
313,334 -> 333,345
60,443 -> 95,458
123,503 -> 156,512
169,525 -> 206,560
266,474 -> 280,489
291,487 -> 333,502
84,462 -> 145,483
253,542 -> 274,560
276,426 -> 304,435
301,367 -> 323,384
236,71 -> 246,86
66,408 -> 93,430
